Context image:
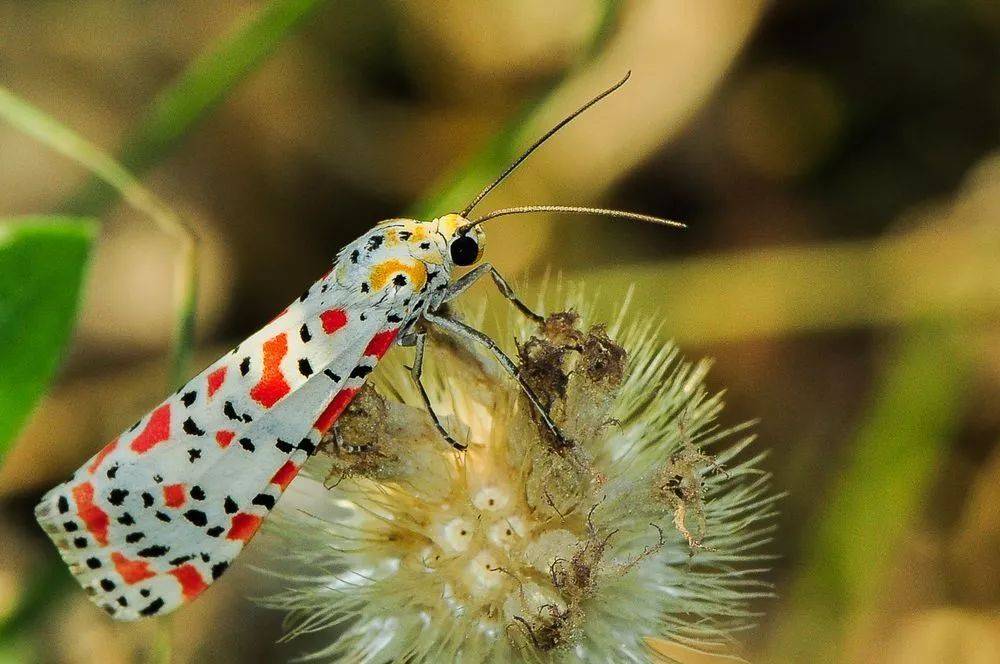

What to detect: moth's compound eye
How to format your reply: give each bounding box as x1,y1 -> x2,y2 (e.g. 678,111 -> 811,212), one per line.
450,234 -> 479,266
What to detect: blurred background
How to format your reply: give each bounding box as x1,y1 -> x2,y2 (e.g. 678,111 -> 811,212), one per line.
1,0 -> 998,662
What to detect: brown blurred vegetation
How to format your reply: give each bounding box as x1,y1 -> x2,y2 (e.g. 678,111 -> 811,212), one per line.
1,1 -> 999,662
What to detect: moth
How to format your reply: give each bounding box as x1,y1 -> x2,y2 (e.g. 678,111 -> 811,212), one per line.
35,72 -> 682,620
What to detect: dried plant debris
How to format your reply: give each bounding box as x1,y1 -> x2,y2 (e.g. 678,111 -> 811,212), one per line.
262,290 -> 776,663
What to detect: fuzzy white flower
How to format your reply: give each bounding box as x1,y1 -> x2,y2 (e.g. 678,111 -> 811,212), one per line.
261,287 -> 776,662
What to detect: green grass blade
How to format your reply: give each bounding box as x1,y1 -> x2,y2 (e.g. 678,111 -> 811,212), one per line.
0,217 -> 97,461
66,0 -> 329,217
766,324 -> 972,662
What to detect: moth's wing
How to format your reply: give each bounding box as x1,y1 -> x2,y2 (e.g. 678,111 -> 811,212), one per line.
35,272 -> 401,620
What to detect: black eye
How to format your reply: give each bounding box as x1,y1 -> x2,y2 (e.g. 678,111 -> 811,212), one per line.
450,234 -> 479,266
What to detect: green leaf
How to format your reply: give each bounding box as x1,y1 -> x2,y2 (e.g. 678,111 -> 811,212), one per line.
65,0 -> 329,216
0,217 -> 97,461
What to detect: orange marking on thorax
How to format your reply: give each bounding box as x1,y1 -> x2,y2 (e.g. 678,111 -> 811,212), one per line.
162,484 -> 186,508
111,551 -> 156,584
72,482 -> 109,546
207,366 -> 227,397
271,460 -> 299,491
227,513 -> 262,541
215,430 -> 235,448
129,404 -> 172,453
315,387 -> 359,433
364,328 -> 398,359
169,564 -> 209,600
320,308 -> 347,334
88,437 -> 118,474
250,333 -> 291,408
369,259 -> 427,292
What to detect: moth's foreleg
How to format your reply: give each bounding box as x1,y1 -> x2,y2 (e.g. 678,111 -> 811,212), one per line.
326,421 -> 374,455
422,311 -> 571,447
408,330 -> 468,451
440,263 -> 544,324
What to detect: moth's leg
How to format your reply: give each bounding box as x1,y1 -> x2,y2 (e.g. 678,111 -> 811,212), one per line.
423,311 -> 570,446
440,263 -> 544,324
322,422 -> 374,455
409,330 -> 468,451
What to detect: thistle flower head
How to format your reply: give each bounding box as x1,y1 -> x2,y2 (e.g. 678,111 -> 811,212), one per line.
262,287 -> 776,662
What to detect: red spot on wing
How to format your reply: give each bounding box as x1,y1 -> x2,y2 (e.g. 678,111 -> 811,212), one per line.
227,513 -> 262,541
215,430 -> 235,448
72,482 -> 109,546
88,437 -> 118,474
320,308 -> 348,334
111,551 -> 156,584
129,404 -> 172,453
168,564 -> 208,600
271,461 -> 299,491
314,387 -> 359,433
207,366 -> 227,397
162,484 -> 186,508
364,328 -> 399,359
250,333 -> 291,408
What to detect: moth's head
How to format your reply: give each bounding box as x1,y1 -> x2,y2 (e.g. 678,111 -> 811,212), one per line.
435,213 -> 485,268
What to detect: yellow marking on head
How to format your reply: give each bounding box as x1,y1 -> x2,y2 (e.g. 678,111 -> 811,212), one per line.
435,213 -> 467,237
370,259 -> 427,292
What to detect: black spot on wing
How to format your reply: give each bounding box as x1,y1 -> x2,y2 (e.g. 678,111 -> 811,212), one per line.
190,485 -> 206,500
138,544 -> 169,558
298,358 -> 313,377
239,357 -> 250,376
206,526 -> 224,537
184,510 -> 208,526
350,365 -> 373,380
183,417 -> 205,436
300,324 -> 312,343
126,532 -> 145,544
139,597 -> 164,616
252,494 -> 276,510
224,496 -> 238,514
181,391 -> 197,407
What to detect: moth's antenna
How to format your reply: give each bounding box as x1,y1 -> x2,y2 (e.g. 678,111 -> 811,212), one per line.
459,71 -> 632,218
464,205 -> 685,230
